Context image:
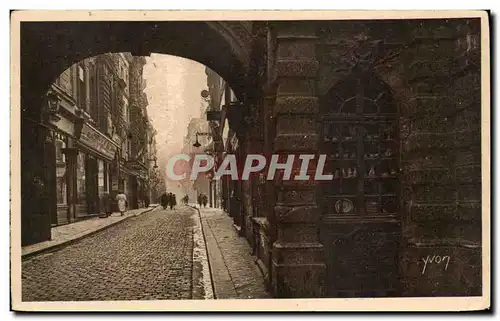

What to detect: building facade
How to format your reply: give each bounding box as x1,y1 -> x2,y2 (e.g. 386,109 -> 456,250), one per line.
25,52 -> 153,237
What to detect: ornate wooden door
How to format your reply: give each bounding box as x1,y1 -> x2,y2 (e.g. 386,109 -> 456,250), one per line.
319,71 -> 402,297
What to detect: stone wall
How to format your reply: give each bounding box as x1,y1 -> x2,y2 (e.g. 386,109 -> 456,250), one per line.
396,19 -> 482,296
313,18 -> 482,297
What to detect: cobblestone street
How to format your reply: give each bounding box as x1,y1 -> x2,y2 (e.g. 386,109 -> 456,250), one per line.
21,205 -> 269,301
22,206 -> 198,301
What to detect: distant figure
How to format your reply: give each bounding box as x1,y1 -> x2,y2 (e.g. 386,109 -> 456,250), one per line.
169,193 -> 177,210
116,191 -> 127,216
202,194 -> 208,208
160,192 -> 169,210
197,193 -> 203,208
144,195 -> 150,208
101,192 -> 113,217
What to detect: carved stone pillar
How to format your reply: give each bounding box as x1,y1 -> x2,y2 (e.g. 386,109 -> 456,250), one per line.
270,23 -> 326,298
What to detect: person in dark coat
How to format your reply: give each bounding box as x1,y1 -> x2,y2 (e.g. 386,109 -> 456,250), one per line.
160,193 -> 169,210
101,192 -> 113,217
202,194 -> 208,208
169,193 -> 177,210
197,193 -> 203,208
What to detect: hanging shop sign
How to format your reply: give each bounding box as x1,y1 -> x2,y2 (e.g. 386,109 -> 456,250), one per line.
78,123 -> 118,161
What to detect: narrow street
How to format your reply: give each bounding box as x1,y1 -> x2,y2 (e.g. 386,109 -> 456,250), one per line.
22,206 -> 201,301
21,205 -> 269,301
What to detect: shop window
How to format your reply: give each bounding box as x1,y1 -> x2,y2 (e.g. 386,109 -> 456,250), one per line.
104,163 -> 109,192
55,139 -> 67,205
98,159 -> 106,195
321,72 -> 399,216
76,152 -> 87,206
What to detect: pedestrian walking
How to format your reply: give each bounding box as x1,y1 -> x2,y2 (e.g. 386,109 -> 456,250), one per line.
197,193 -> 203,208
202,194 -> 208,208
116,191 -> 127,216
160,192 -> 169,210
101,192 -> 113,218
169,193 -> 177,210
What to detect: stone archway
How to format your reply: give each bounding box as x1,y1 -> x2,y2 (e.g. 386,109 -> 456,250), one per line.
21,21 -> 252,102
19,20 -> 255,246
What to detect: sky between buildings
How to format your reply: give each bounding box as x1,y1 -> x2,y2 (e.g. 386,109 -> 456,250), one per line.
143,54 -> 208,192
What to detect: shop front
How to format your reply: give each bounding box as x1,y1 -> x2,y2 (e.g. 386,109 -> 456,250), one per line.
75,123 -> 119,219
54,131 -> 70,226
122,161 -> 148,210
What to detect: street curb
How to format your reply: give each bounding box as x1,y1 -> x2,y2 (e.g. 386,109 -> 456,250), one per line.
21,206 -> 158,261
188,205 -> 216,299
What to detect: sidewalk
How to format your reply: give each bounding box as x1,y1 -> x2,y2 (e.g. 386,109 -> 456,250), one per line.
193,205 -> 271,299
21,206 -> 159,259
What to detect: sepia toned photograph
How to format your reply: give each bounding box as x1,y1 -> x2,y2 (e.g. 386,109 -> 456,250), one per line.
10,10 -> 490,311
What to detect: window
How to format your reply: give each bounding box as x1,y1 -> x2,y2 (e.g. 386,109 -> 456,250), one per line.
55,140 -> 64,163
321,72 -> 399,217
107,113 -> 113,136
98,160 -> 109,195
77,65 -> 86,111
76,152 -> 87,205
89,65 -> 98,121
55,138 -> 67,205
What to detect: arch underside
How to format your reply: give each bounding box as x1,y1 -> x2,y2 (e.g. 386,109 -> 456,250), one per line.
20,21 -> 251,101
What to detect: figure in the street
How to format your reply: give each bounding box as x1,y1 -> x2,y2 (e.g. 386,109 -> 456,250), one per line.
144,195 -> 150,208
116,191 -> 127,216
101,192 -> 113,217
169,193 -> 177,210
197,193 -> 203,208
160,192 -> 169,210
202,194 -> 208,208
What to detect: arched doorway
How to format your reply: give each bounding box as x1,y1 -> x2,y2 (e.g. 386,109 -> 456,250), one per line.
319,70 -> 402,297
19,21 -> 253,245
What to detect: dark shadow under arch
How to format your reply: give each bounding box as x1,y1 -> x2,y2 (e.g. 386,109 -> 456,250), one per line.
21,21 -> 249,104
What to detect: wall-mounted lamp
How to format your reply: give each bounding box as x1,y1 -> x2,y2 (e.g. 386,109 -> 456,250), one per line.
45,91 -> 62,122
192,132 -> 210,148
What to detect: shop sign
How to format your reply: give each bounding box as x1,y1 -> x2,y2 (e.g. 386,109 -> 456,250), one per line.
79,123 -> 118,160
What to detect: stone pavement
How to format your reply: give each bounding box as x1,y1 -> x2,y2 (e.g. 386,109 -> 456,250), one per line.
21,206 -> 199,301
195,206 -> 270,299
22,206 -> 158,258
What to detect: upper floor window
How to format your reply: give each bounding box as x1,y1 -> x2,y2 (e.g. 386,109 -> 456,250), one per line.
77,65 -> 86,111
